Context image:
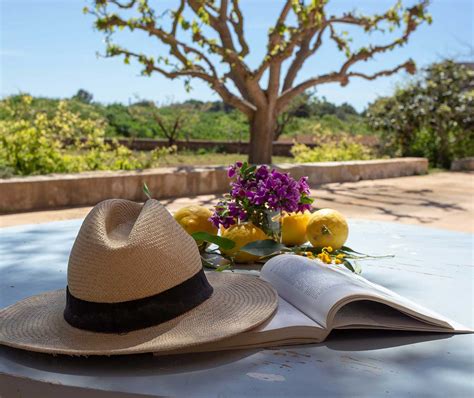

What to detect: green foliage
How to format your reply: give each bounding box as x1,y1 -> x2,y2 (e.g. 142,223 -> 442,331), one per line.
0,92 -> 379,176
130,102 -> 199,144
0,92 -> 374,142
104,103 -> 151,137
189,111 -> 248,141
0,95 -> 170,176
367,61 -> 474,168
291,141 -> 374,163
72,89 -> 94,104
191,232 -> 236,250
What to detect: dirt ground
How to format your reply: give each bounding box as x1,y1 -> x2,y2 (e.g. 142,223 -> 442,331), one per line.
1,171 -> 473,233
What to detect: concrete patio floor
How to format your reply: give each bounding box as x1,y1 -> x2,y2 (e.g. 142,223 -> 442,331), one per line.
1,171 -> 473,233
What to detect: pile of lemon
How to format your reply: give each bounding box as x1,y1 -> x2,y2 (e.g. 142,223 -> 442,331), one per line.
173,205 -> 349,263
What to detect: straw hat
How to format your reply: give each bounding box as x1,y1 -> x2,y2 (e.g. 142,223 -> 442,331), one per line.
0,199 -> 277,356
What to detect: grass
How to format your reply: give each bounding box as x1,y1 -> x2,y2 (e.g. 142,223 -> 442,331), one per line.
151,151 -> 294,167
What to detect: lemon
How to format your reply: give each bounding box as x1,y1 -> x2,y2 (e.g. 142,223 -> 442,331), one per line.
221,222 -> 267,263
306,208 -> 349,250
173,206 -> 217,246
281,211 -> 311,246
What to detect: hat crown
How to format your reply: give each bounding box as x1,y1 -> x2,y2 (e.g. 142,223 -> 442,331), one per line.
67,199 -> 202,303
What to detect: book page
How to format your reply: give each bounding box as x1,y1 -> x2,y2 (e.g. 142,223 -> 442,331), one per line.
256,296 -> 325,332
261,254 -> 361,327
261,254 -> 456,330
155,297 -> 327,355
332,300 -> 451,331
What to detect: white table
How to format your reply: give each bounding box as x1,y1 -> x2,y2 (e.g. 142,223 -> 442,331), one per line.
1,219 -> 473,397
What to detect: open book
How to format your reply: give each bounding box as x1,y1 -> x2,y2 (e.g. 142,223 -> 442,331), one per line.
159,254 -> 470,355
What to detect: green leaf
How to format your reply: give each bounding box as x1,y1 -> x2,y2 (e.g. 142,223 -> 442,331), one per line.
192,232 -> 235,250
215,264 -> 231,272
143,182 -> 152,200
341,259 -> 362,274
342,259 -> 355,273
340,245 -> 365,255
239,239 -> 287,257
353,261 -> 362,274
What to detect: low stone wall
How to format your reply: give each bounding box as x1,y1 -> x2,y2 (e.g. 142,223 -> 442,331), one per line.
0,158 -> 428,213
103,136 -> 380,157
451,157 -> 474,171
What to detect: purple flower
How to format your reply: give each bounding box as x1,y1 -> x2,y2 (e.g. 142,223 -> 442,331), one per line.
211,162 -> 314,229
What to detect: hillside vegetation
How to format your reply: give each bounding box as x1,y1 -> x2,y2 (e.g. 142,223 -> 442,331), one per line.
0,92 -> 371,142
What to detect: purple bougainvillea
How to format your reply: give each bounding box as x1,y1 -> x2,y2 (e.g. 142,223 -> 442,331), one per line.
210,162 -> 313,229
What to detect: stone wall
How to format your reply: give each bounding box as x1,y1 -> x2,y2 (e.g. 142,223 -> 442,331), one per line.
0,158 -> 428,213
451,157 -> 474,171
102,137 -> 379,157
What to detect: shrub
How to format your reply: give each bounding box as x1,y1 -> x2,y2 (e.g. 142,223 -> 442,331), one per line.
0,95 -> 167,176
367,61 -> 474,168
291,141 -> 373,163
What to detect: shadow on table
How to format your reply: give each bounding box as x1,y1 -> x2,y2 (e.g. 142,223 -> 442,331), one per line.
0,345 -> 260,377
0,330 -> 454,378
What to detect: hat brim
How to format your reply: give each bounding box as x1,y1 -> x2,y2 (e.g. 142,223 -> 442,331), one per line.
0,273 -> 277,356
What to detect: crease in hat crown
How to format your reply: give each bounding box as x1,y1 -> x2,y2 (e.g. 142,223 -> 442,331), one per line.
67,199 -> 202,303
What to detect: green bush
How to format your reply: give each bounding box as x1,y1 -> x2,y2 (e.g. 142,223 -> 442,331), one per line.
367,61 -> 474,168
291,141 -> 374,163
0,95 -> 170,176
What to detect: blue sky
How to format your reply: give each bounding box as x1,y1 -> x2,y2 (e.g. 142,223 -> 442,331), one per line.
1,0 -> 473,111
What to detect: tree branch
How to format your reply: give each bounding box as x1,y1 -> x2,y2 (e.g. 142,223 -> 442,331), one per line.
282,22 -> 328,92
229,0 -> 249,57
187,0 -> 266,108
277,1 -> 427,111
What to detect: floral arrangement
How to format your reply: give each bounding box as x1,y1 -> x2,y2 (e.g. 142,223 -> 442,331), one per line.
210,162 -> 313,238
144,162 -> 392,273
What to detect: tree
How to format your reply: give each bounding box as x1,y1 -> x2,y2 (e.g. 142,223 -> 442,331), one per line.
367,61 -> 474,167
87,0 -> 431,164
130,102 -> 198,145
73,89 -> 94,104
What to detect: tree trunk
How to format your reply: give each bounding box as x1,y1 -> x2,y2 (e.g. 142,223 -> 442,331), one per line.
248,109 -> 275,164
437,129 -> 451,169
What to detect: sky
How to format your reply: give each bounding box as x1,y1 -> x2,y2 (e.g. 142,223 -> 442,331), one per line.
1,0 -> 473,111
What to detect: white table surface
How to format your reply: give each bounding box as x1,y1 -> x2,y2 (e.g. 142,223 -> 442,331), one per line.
0,219 -> 473,397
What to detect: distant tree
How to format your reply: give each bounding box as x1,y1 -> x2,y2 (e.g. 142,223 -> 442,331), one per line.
105,103 -> 140,137
72,89 -> 94,104
206,101 -> 235,113
130,101 -> 198,145
87,0 -> 430,163
367,89 -> 423,156
183,99 -> 206,109
335,103 -> 358,119
367,60 -> 474,167
132,99 -> 155,107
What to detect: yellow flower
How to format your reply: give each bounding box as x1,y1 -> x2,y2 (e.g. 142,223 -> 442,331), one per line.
335,259 -> 342,264
336,253 -> 345,259
21,95 -> 33,106
325,246 -> 333,253
317,252 -> 332,264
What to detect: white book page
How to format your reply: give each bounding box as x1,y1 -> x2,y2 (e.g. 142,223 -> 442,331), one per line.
332,300 -> 450,331
255,296 -> 325,332
261,254 -> 359,327
261,254 -> 457,330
